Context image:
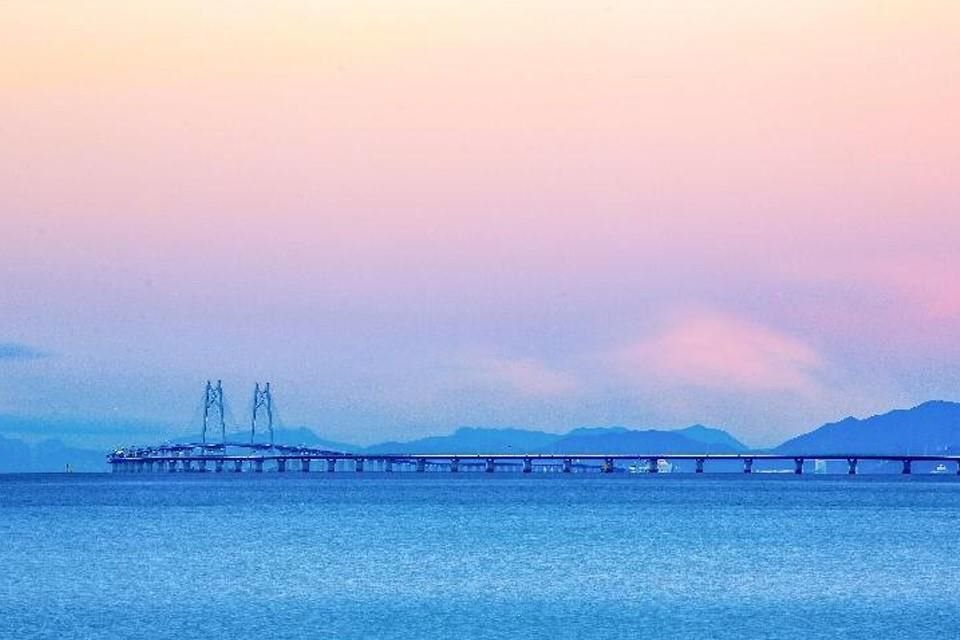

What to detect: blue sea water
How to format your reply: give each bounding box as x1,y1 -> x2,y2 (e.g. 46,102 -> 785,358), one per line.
1,473 -> 958,639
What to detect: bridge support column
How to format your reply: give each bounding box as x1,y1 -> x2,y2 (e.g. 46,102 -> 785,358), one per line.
326,458 -> 336,473
416,458 -> 426,473
523,458 -> 533,474
847,458 -> 858,475
902,459 -> 912,475
253,458 -> 263,473
168,460 -> 177,472
277,458 -> 287,473
485,458 -> 495,473
215,459 -> 224,473
563,458 -> 573,473
600,458 -> 614,473
450,458 -> 459,473
199,459 -> 209,473
647,458 -> 659,474
695,458 -> 705,473
794,458 -> 804,475
233,459 -> 243,472
956,461 -> 960,476
355,458 -> 364,473
743,458 -> 753,474
384,459 -> 393,473
301,458 -> 311,473
182,459 -> 192,473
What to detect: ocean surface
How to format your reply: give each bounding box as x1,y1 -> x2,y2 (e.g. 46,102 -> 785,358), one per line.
1,473 -> 958,639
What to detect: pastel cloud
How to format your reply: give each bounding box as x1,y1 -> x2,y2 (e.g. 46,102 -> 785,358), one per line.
614,313 -> 824,395
472,355 -> 579,398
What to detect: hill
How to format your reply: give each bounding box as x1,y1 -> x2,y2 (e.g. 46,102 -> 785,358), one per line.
542,427 -> 743,454
776,401 -> 960,455
362,427 -> 559,454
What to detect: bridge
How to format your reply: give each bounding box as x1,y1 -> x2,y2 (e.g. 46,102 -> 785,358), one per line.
107,381 -> 960,476
108,444 -> 960,475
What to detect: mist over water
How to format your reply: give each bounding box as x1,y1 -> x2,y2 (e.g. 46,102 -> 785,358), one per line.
1,474 -> 957,639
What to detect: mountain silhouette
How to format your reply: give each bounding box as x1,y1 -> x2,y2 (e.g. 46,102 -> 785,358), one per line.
776,401 -> 960,455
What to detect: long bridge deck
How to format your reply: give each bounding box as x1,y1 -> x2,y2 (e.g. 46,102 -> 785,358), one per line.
108,443 -> 960,475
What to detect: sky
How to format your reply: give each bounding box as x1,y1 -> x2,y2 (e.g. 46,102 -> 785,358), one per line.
1,1 -> 959,448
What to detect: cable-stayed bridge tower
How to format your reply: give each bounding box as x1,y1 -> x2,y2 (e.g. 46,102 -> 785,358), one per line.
202,379 -> 226,445
251,382 -> 274,446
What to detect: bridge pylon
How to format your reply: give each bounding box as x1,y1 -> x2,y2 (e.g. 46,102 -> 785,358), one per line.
251,382 -> 274,446
202,380 -> 226,445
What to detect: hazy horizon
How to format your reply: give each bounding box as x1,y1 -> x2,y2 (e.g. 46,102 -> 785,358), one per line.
2,396 -> 956,452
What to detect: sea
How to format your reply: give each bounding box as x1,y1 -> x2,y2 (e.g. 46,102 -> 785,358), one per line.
1,473 -> 958,639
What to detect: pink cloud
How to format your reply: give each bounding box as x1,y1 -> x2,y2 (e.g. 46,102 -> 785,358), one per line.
615,313 -> 824,394
473,356 -> 579,398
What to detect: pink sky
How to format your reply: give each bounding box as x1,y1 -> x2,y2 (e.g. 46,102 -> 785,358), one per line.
1,2 -> 959,446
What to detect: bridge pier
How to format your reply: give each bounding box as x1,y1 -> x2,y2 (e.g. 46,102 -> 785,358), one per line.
563,458 -> 573,473
794,458 -> 804,475
902,459 -> 912,475
523,458 -> 533,474
253,458 -> 263,473
600,458 -> 614,473
847,458 -> 858,475
301,458 -> 311,473
168,459 -> 177,472
182,459 -> 192,473
957,461 -> 960,475
485,458 -> 495,473
695,458 -> 705,473
449,458 -> 459,473
198,459 -> 208,473
355,458 -> 364,473
215,459 -> 224,473
647,458 -> 659,473
233,459 -> 243,473
743,458 -> 753,474
277,458 -> 287,473
326,458 -> 336,473
416,458 -> 426,472
384,459 -> 393,473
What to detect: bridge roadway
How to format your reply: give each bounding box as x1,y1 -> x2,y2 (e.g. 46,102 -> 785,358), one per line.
108,443 -> 960,475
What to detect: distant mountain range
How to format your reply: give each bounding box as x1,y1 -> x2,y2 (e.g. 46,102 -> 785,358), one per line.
0,434 -> 108,473
362,424 -> 747,455
2,400 -> 959,472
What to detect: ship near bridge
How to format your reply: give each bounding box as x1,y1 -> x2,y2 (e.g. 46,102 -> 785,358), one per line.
108,381 -> 960,476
